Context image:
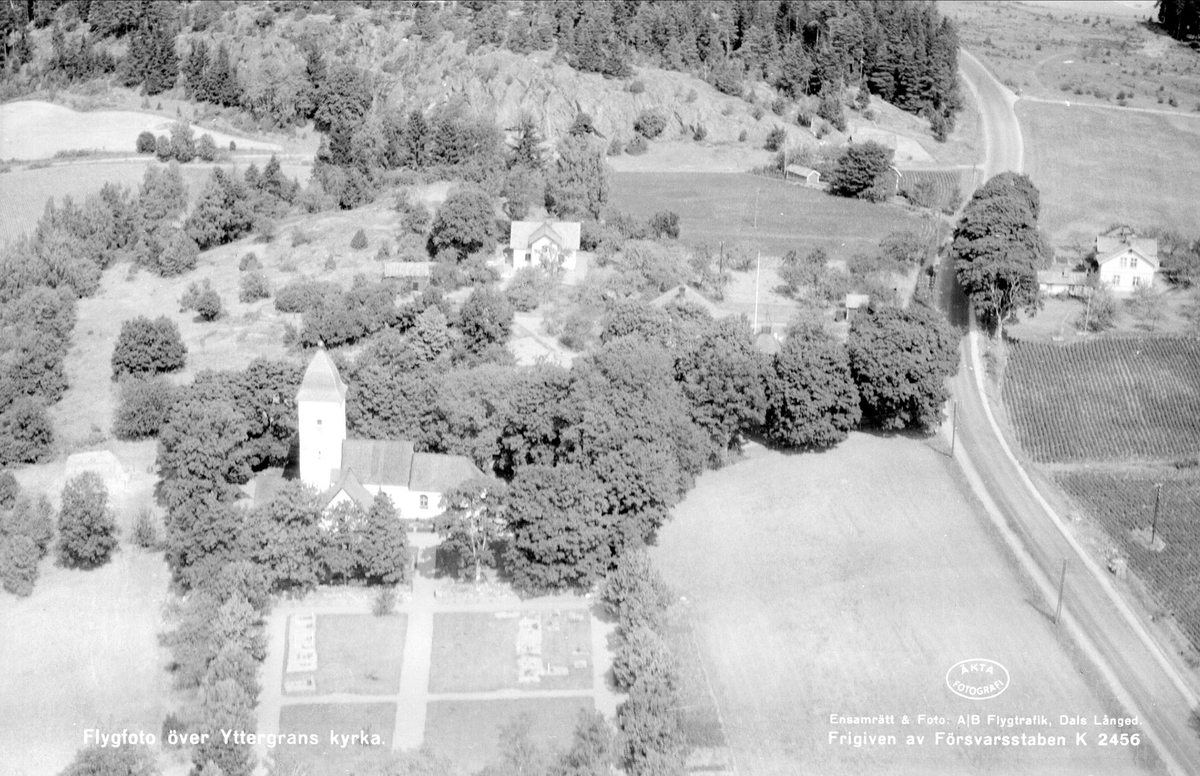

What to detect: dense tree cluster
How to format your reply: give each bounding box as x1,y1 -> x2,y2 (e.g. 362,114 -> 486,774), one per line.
111,315 -> 187,380
952,172 -> 1045,334
0,484 -> 55,596
1157,0 -> 1200,40
827,141 -> 896,202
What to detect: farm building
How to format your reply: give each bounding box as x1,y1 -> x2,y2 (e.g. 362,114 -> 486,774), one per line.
835,292 -> 872,322
785,165 -> 821,186
507,220 -> 581,272
1095,227 -> 1158,293
64,450 -> 129,489
649,285 -> 732,318
297,348 -> 483,519
382,261 -> 431,294
1038,266 -> 1090,297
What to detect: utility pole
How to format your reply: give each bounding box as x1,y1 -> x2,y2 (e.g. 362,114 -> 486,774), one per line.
1151,482 -> 1163,546
1054,559 -> 1067,626
950,400 -> 958,458
752,188 -> 761,333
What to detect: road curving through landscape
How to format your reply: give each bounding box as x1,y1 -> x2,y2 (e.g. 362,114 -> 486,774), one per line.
950,48 -> 1200,776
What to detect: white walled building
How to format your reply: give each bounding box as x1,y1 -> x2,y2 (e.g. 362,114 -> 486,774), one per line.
1095,227 -> 1158,293
296,349 -> 482,519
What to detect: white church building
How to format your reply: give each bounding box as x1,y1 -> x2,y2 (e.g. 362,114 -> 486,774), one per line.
296,348 -> 483,520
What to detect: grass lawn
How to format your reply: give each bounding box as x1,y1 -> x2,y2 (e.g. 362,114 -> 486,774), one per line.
1018,102 -> 1200,242
304,614 -> 406,695
608,172 -> 937,262
424,697 -> 592,773
0,551 -> 173,776
651,433 -> 1156,776
277,702 -> 395,776
429,611 -> 592,693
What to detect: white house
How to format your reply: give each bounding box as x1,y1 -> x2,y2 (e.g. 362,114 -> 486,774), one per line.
1037,266 -> 1089,297
508,220 -> 581,272
297,349 -> 483,520
1095,227 -> 1158,293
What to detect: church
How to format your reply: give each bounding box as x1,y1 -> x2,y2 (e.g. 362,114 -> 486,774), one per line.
296,348 -> 483,520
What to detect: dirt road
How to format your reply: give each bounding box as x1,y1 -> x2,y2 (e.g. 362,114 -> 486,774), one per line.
948,49 -> 1200,776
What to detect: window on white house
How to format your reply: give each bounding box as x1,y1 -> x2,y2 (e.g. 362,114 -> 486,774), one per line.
1112,275 -> 1120,286
1132,276 -> 1142,286
420,495 -> 428,509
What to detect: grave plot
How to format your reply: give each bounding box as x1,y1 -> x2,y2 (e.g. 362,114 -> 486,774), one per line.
282,613 -> 407,696
424,697 -> 593,774
430,609 -> 593,693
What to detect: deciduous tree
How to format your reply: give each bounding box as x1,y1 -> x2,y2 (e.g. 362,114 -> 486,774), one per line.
57,471 -> 118,569
435,476 -> 507,584
111,315 -> 187,379
763,323 -> 861,449
827,141 -> 893,201
428,186 -> 496,258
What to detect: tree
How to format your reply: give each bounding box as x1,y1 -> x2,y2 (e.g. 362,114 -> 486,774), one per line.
181,279 -> 223,321
113,376 -> 175,439
952,172 -> 1043,333
827,141 -> 893,201
360,493 -> 410,585
58,471 -> 118,569
58,743 -> 161,776
612,623 -> 678,693
136,131 -> 156,153
111,316 -> 187,379
458,288 -> 514,355
0,398 -> 54,465
185,168 -> 255,250
649,211 -> 680,240
170,121 -> 196,164
600,549 -> 673,633
1128,285 -> 1165,330
546,135 -> 610,219
509,111 -> 545,170
239,271 -> 271,303
617,677 -> 689,776
847,304 -> 958,432
501,166 -> 542,221
434,476 -> 506,583
196,133 -> 217,162
153,229 -> 200,277
504,464 -> 610,593
194,678 -> 256,776
0,470 -> 17,509
0,534 -> 40,596
555,709 -> 617,776
428,186 -> 496,258
764,323 -> 861,449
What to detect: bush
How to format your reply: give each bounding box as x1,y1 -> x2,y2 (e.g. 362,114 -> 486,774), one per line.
350,228 -> 368,250
323,254 -> 337,271
686,88 -> 698,103
608,137 -> 624,156
0,399 -> 53,466
633,110 -> 667,139
238,252 -> 259,271
275,278 -> 337,313
136,131 -> 156,153
111,316 -> 187,379
132,508 -> 159,550
626,135 -> 648,155
764,126 -> 787,151
771,96 -> 788,115
0,470 -> 17,509
504,266 -> 554,312
402,203 -> 431,235
196,133 -> 217,162
737,129 -> 747,142
153,230 -> 200,277
180,279 -> 223,321
628,79 -> 645,94
291,228 -> 313,246
649,211 -> 680,240
154,135 -> 172,161
373,586 -> 397,616
239,270 -> 271,303
693,124 -> 707,141
113,376 -> 175,439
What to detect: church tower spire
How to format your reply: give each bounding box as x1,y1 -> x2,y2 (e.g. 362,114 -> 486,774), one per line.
296,347 -> 347,491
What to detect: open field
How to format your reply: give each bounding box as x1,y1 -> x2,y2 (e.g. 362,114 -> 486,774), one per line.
0,100 -> 282,161
1017,101 -> 1200,241
943,1 -> 1200,108
424,697 -> 591,774
650,434 -> 1154,775
1056,471 -> 1200,652
1002,337 -> 1200,462
0,158 -> 312,244
1007,288 -> 1200,342
0,550 -> 173,776
429,611 -> 592,693
311,614 -> 407,695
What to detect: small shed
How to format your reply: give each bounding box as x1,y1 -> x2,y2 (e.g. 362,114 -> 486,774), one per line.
382,261 -> 432,294
1037,266 -> 1089,297
785,165 -> 821,186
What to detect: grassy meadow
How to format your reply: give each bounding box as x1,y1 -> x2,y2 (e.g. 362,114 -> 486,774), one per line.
1018,102 -> 1200,241
312,614 -> 407,695
423,697 -> 592,774
651,433 -> 1155,776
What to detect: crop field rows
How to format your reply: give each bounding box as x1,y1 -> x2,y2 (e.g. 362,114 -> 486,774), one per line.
1057,472 -> 1200,652
1002,337 -> 1200,462
896,168 -> 977,212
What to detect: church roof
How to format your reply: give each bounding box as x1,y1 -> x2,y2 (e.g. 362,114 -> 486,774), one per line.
340,439 -> 415,487
296,348 -> 347,403
409,452 -> 483,493
320,468 -> 375,511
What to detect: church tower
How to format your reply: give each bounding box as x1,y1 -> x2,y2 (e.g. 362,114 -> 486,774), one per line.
296,347 -> 347,491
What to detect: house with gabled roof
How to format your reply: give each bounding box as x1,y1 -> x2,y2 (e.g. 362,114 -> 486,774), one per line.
1095,227 -> 1158,294
508,220 -> 581,272
298,348 -> 483,519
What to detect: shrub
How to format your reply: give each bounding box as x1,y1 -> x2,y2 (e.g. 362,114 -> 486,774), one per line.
737,129 -> 747,142
504,266 -> 554,312
693,124 -> 707,141
373,586 -> 397,616
608,137 -> 624,156
752,104 -> 765,120
628,79 -> 645,94
132,509 -> 159,550
154,230 -> 200,277
633,110 -> 667,139
402,203 -> 431,236
196,133 -> 217,162
324,254 -> 337,270
275,278 -> 336,313
649,211 -> 680,240
771,96 -> 788,115
0,470 -> 17,509
239,270 -> 271,303
350,228 -> 368,249
626,135 -> 648,155
180,279 -> 223,321
170,122 -> 196,163
291,228 -> 313,247
113,376 -> 175,439
111,316 -> 187,379
154,135 -> 172,161
764,126 -> 787,151
136,131 -> 156,153
375,243 -> 392,261
686,88 -> 698,103
238,252 -> 259,271
229,140 -> 237,151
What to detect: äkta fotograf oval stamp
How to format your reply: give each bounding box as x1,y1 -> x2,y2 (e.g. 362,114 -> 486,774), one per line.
946,659 -> 1009,700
